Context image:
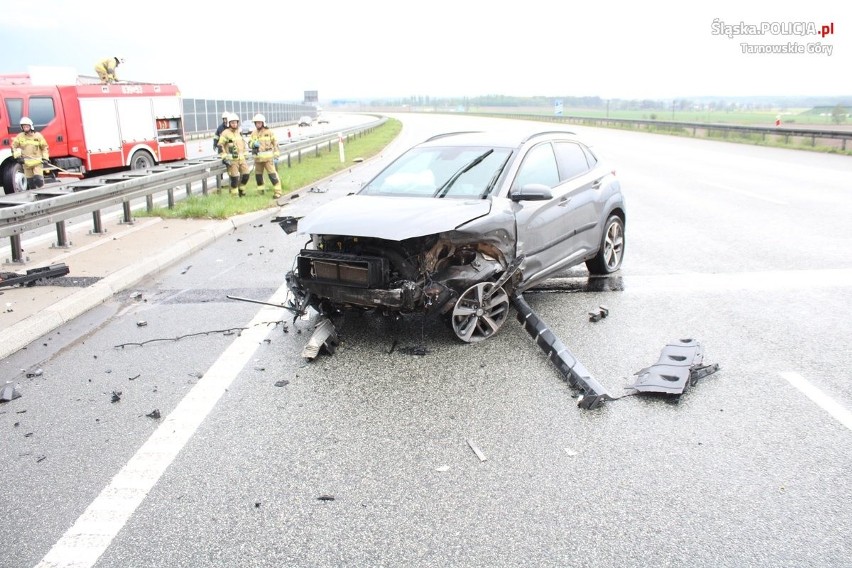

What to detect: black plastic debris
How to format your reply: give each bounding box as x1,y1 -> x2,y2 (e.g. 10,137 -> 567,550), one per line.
146,409 -> 161,419
136,321 -> 148,327
627,339 -> 719,397
0,263 -> 70,289
26,368 -> 43,378
317,495 -> 335,501
111,391 -> 122,403
588,305 -> 610,322
274,380 -> 290,387
1,382 -> 22,402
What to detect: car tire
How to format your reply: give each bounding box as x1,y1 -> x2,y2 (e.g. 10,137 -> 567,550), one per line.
586,214 -> 625,275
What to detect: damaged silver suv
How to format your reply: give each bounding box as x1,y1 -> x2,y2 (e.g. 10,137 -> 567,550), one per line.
282,129 -> 626,343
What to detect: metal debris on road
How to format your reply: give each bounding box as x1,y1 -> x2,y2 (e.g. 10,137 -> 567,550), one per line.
466,439 -> 488,462
1,381 -> 22,402
110,391 -> 122,403
136,320 -> 148,327
146,409 -> 161,419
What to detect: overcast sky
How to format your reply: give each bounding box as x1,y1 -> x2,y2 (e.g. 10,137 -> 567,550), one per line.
1,0 -> 848,102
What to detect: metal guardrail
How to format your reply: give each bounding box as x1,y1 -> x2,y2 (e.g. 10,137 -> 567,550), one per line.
467,112 -> 852,150
1,118 -> 385,264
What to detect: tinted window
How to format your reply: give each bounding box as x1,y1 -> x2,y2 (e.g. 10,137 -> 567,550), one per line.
513,143 -> 559,189
5,98 -> 23,133
582,145 -> 598,168
554,141 -> 590,180
29,97 -> 56,128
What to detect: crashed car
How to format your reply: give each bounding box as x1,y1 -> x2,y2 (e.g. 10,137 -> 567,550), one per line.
283,129 -> 626,343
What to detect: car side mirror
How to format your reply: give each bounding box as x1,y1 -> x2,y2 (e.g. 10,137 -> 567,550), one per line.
511,183 -> 553,202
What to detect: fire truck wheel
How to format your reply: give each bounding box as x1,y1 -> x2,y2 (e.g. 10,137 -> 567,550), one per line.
2,162 -> 27,194
129,150 -> 155,171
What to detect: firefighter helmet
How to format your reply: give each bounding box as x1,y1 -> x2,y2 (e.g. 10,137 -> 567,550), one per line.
252,113 -> 266,124
20,117 -> 34,128
227,113 -> 239,124
221,112 -> 230,120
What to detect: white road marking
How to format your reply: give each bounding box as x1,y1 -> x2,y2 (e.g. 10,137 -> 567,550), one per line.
780,372 -> 852,432
35,285 -> 290,568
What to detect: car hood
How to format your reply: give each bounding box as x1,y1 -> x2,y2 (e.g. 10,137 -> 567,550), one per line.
297,195 -> 492,241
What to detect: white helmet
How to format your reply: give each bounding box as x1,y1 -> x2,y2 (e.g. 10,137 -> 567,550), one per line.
20,117 -> 34,127
252,113 -> 266,124
227,113 -> 240,124
221,112 -> 230,120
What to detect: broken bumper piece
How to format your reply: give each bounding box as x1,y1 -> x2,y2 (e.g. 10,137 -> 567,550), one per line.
512,294 -> 616,409
628,338 -> 719,396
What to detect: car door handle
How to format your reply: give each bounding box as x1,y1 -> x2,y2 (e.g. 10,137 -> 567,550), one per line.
558,197 -> 571,206
592,179 -> 603,189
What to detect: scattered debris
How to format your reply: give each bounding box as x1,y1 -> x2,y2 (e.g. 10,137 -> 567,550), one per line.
130,292 -> 142,300
317,495 -> 335,501
26,368 -> 43,378
36,455 -> 46,463
1,382 -> 22,402
146,409 -> 161,419
136,320 -> 148,327
111,391 -> 122,403
128,374 -> 140,381
565,448 -> 579,457
0,263 -> 70,289
114,327 -> 247,348
435,465 -> 450,472
466,439 -> 487,462
274,380 -> 289,387
180,265 -> 192,274
588,305 -> 610,322
255,502 -> 261,509
302,318 -> 339,360
308,186 -> 327,193
626,339 -> 720,398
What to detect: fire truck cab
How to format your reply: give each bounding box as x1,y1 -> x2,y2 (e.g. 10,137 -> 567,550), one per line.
1,74 -> 186,194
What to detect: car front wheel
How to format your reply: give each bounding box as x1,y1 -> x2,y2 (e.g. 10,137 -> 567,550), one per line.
586,214 -> 625,275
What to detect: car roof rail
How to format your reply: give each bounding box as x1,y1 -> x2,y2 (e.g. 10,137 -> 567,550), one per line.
521,130 -> 577,143
423,131 -> 483,143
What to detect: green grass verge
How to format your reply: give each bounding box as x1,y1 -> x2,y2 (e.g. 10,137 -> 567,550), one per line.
138,118 -> 403,219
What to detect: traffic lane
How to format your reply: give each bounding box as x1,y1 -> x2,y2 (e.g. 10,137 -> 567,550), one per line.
0,219 -> 291,568
92,280 -> 852,568
599,136 -> 852,274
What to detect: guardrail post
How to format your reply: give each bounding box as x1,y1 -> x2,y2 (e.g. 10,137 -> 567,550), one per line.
287,153 -> 292,168
122,201 -> 134,225
202,177 -> 209,196
168,187 -> 175,209
186,182 -> 192,197
146,195 -> 154,211
298,149 -> 302,164
53,221 -> 70,248
92,210 -> 106,233
7,235 -> 25,264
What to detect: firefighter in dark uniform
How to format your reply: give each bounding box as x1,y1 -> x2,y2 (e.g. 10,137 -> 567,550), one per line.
11,117 -> 50,190
216,113 -> 250,196
248,113 -> 282,198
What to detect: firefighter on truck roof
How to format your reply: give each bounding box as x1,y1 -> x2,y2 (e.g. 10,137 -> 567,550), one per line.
249,114 -> 282,199
12,117 -> 50,190
95,56 -> 124,84
217,113 -> 250,197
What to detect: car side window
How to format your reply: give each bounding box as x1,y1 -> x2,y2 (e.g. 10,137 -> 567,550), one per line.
554,141 -> 591,181
512,143 -> 559,189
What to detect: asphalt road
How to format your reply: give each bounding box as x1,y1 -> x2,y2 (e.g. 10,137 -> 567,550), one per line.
1,113 -> 851,568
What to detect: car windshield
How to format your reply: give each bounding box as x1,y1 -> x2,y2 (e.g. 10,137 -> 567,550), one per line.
359,146 -> 513,198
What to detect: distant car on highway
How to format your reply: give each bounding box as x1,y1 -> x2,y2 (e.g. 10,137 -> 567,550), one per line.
240,120 -> 254,136
298,116 -> 313,127
317,115 -> 329,124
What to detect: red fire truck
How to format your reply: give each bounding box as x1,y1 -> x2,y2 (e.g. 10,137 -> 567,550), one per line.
1,74 -> 186,194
